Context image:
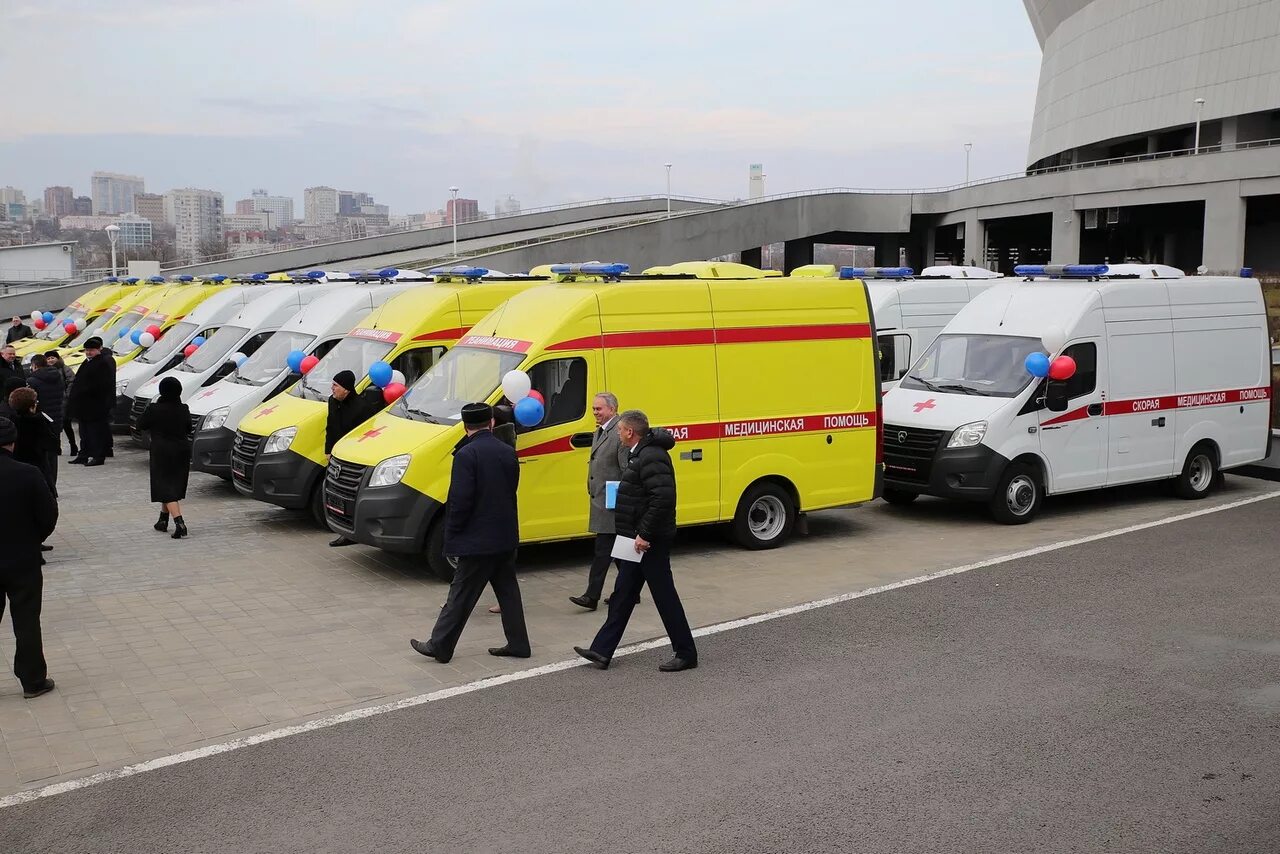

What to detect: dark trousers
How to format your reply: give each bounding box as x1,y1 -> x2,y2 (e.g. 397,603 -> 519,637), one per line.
429,550 -> 530,658
44,452 -> 58,498
0,566 -> 47,690
77,418 -> 110,460
584,532 -> 622,601
63,417 -> 76,451
589,539 -> 696,661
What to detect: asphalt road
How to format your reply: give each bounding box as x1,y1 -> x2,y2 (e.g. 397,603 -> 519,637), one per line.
5,498 -> 1280,853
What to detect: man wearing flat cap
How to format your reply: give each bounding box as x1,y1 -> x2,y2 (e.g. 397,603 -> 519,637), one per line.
411,401 -> 530,663
66,336 -> 115,466
325,369 -> 385,547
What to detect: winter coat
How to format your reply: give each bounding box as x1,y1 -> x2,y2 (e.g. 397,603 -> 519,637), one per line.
614,428 -> 678,544
66,352 -> 115,421
443,429 -> 520,557
587,417 -> 629,534
137,398 -> 192,503
324,388 -> 384,454
0,357 -> 25,386
0,448 -> 58,571
26,366 -> 66,428
6,324 -> 33,344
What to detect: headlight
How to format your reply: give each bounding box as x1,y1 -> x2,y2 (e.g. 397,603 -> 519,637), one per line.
947,420 -> 988,449
369,453 -> 411,488
263,426 -> 297,454
202,407 -> 231,432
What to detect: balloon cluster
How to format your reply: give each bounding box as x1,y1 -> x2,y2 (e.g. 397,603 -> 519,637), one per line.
1024,330 -> 1077,383
368,360 -> 408,404
502,370 -> 544,427
30,311 -> 55,331
285,349 -> 318,374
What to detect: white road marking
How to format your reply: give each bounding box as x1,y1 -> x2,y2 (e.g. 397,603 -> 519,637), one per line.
3,488 -> 1278,810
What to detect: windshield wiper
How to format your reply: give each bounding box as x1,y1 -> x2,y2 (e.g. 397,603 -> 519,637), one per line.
936,383 -> 981,395
402,405 -> 440,424
907,373 -> 943,392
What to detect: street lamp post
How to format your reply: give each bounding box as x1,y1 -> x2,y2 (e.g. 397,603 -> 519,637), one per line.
964,142 -> 973,185
448,186 -> 460,258
1193,98 -> 1206,154
664,163 -> 672,218
105,223 -> 120,277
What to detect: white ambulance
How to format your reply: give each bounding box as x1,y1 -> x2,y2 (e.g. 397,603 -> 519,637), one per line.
881,264 -> 1272,522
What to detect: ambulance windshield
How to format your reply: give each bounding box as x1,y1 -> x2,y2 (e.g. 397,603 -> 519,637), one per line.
291,337 -> 395,401
900,333 -> 1041,398
392,346 -> 523,423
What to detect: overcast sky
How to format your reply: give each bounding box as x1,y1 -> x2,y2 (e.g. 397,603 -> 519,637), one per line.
2,0 -> 1041,213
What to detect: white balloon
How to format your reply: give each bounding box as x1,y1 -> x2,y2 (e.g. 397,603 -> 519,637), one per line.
501,369 -> 532,402
232,352 -> 248,366
390,369 -> 406,387
139,332 -> 156,348
1040,325 -> 1067,355
30,311 -> 41,323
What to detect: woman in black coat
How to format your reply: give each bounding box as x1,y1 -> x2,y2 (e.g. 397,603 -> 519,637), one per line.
136,376 -> 192,539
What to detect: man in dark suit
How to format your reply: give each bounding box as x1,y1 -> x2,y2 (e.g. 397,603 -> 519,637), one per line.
411,402 -> 530,664
66,336 -> 115,466
0,416 -> 59,699
570,392 -> 630,611
575,409 -> 697,673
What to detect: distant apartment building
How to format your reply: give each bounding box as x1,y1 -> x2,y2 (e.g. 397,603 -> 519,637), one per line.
446,197 -> 480,225
303,186 -> 339,226
44,186 -> 74,217
91,171 -> 144,214
116,214 -> 153,249
0,187 -> 26,206
133,192 -> 166,226
223,212 -> 274,232
338,191 -> 373,216
495,195 -> 521,217
249,189 -> 294,229
234,198 -> 255,215
58,215 -> 120,231
71,196 -> 92,216
164,188 -> 224,260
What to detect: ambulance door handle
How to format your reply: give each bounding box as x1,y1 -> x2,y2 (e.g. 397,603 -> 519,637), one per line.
1087,404 -> 1103,417
680,449 -> 704,462
1151,417 -> 1166,428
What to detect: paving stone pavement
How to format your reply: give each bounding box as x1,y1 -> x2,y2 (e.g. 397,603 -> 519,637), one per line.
0,442 -> 1273,796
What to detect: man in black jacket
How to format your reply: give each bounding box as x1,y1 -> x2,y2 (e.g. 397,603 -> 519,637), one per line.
325,370 -> 386,547
575,409 -> 697,672
0,416 -> 59,699
66,337 -> 115,466
26,353 -> 65,493
0,344 -> 25,385
7,317 -> 33,345
411,402 -> 530,664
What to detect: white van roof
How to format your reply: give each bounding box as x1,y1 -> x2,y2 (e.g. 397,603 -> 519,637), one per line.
920,265 -> 1003,279
224,282 -> 345,330
280,282 -> 423,336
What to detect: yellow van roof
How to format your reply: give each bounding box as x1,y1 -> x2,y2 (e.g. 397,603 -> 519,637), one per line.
144,282 -> 232,323
639,261 -> 782,278
349,279 -> 551,342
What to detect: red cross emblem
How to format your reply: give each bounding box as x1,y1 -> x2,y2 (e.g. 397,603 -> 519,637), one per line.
256,405 -> 277,418
197,388 -> 217,399
357,427 -> 385,442
912,398 -> 937,413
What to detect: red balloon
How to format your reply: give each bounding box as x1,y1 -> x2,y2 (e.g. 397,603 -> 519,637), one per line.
33,319 -> 46,330
299,354 -> 320,374
382,382 -> 407,404
1048,355 -> 1077,381
527,389 -> 545,405
63,323 -> 77,336
145,324 -> 162,339
183,344 -> 199,357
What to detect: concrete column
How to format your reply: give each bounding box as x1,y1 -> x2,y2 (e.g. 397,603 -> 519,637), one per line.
1050,197 -> 1081,264
1220,116 -> 1238,152
924,226 -> 937,268
1202,184 -> 1246,273
740,247 -> 762,268
961,210 -> 985,268
1146,135 -> 1159,154
783,238 -> 814,272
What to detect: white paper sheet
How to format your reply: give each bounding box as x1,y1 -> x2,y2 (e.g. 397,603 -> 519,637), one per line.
610,534 -> 644,563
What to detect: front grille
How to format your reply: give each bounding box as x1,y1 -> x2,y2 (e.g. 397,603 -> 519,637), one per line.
129,397 -> 149,439
324,457 -> 367,504
882,423 -> 945,485
231,430 -> 264,490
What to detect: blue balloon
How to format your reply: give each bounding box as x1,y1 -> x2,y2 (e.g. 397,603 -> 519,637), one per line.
286,349 -> 306,372
130,329 -> 143,345
514,396 -> 545,427
117,327 -> 129,338
368,360 -> 394,389
1025,352 -> 1051,378
192,335 -> 206,346
42,312 -> 54,324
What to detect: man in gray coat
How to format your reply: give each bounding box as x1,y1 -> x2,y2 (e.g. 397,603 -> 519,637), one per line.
570,392 -> 631,611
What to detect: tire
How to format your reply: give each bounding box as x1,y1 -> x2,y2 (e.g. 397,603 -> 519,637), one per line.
1174,444 -> 1218,500
425,520 -> 459,582
988,461 -> 1043,525
732,482 -> 797,550
308,479 -> 327,528
881,488 -> 919,506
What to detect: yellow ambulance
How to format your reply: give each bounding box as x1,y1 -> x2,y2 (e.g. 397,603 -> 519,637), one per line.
325,261 -> 884,578
104,275 -> 235,368
57,277 -> 181,368
232,267 -> 555,524
15,277 -> 141,358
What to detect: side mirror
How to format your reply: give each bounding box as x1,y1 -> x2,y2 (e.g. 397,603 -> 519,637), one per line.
1045,381 -> 1069,412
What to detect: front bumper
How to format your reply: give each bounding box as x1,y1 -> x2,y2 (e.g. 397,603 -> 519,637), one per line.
884,443 -> 1009,502
324,464 -> 440,553
110,395 -> 132,431
243,448 -> 323,510
191,427 -> 235,477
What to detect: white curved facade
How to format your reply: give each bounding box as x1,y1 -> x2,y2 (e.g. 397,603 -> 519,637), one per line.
1025,0 -> 1280,167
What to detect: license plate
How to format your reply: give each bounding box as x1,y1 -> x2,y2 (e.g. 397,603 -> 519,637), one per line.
325,500 -> 349,517
232,467 -> 245,478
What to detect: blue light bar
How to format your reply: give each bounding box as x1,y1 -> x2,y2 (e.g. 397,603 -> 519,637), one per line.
428,266 -> 490,278
1014,264 -> 1109,278
250,272 -> 269,281
207,274 -> 228,283
839,266 -> 914,279
124,277 -> 140,284
147,275 -> 165,283
306,270 -> 326,279
376,268 -> 399,278
550,262 -> 630,277
1241,267 -> 1253,278
174,275 -> 195,282
104,276 -> 118,283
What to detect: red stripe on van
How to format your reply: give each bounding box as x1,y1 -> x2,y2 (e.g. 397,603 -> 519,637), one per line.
1040,385 -> 1271,427
411,327 -> 469,342
545,323 -> 872,352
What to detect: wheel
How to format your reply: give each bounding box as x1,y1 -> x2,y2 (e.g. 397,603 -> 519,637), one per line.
425,520 -> 459,582
882,488 -> 919,506
308,478 -> 327,528
731,482 -> 797,550
1174,444 -> 1218,500
988,461 -> 1043,524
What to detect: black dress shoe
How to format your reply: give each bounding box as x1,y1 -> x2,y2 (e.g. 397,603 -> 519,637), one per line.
329,536 -> 355,547
85,458 -> 104,467
488,645 -> 531,658
23,678 -> 55,699
573,646 -> 610,669
658,656 -> 697,672
410,638 -> 450,663
569,595 -> 597,611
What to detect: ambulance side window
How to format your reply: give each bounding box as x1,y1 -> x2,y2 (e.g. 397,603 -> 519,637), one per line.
523,357 -> 588,430
878,334 -> 912,382
1060,342 -> 1097,399
393,347 -> 446,386
311,339 -> 340,362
